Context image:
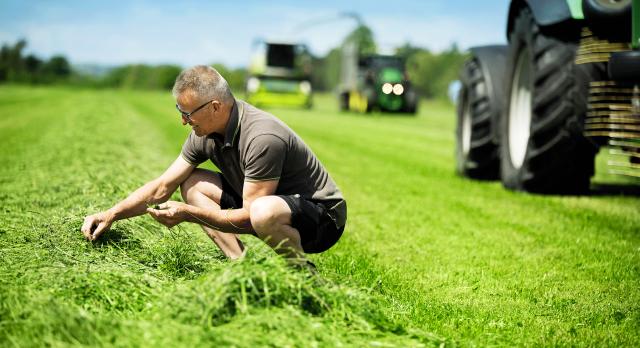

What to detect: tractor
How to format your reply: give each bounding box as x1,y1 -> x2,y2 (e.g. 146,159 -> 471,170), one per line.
456,0 -> 640,194
339,42 -> 417,114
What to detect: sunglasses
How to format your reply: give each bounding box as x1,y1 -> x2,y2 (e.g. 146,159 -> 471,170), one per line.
175,99 -> 214,122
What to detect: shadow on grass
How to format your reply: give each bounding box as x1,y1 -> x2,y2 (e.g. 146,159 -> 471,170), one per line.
590,183 -> 640,197
93,228 -> 139,248
350,111 -> 418,118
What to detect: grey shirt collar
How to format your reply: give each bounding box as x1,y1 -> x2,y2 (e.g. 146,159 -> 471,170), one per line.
212,99 -> 242,149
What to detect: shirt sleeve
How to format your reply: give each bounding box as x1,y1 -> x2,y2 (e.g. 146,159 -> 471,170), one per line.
180,131 -> 207,165
244,134 -> 286,181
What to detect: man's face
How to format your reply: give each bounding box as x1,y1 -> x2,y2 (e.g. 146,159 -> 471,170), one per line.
176,92 -> 222,137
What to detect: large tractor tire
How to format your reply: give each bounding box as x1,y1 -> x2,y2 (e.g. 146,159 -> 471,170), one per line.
402,88 -> 418,114
500,6 -> 603,194
363,88 -> 375,113
339,92 -> 350,111
455,47 -> 507,180
583,0 -> 632,40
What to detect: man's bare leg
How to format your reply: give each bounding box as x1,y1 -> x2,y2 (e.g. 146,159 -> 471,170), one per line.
249,196 -> 306,264
180,169 -> 245,259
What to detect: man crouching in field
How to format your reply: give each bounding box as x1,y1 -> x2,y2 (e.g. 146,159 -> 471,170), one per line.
81,65 -> 347,266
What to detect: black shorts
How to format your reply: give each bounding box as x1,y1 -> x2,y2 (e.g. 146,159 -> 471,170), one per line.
278,194 -> 346,254
219,175 -> 244,210
219,175 -> 345,254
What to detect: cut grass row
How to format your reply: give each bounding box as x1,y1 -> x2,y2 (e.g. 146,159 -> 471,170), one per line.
1,85 -> 638,346
0,86 -> 444,347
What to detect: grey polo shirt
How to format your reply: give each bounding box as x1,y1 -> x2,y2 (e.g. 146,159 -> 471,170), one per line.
180,99 -> 345,225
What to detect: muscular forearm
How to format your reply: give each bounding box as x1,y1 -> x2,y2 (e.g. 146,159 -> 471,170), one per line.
109,179 -> 174,221
184,205 -> 254,234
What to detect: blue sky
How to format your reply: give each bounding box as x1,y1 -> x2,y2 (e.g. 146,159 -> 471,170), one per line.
0,0 -> 510,68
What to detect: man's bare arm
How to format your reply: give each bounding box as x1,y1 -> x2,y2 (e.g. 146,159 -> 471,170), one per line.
81,156 -> 195,240
147,179 -> 278,234
109,156 -> 195,219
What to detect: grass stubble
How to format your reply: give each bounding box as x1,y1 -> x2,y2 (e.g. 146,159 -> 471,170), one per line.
0,86 -> 638,347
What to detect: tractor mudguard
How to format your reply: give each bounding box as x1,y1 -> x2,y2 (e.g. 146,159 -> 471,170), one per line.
507,0 -> 577,39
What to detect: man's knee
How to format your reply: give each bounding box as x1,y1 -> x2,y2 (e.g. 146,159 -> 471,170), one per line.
179,172 -> 197,203
180,169 -> 218,203
250,196 -> 290,235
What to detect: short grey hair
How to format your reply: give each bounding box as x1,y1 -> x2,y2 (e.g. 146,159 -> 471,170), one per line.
172,65 -> 234,103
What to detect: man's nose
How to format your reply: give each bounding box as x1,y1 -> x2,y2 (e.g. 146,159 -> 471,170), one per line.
181,115 -> 189,125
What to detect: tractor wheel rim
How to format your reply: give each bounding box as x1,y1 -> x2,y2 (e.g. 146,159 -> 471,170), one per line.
508,47 -> 532,169
461,90 -> 472,156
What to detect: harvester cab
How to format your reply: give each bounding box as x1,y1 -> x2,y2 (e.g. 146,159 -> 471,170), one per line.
246,40 -> 313,108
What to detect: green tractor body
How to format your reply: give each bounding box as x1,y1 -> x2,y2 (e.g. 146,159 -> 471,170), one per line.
339,43 -> 417,114
456,0 -> 639,193
246,41 -> 313,109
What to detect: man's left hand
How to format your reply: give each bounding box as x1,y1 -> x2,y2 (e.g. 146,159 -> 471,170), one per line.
146,201 -> 189,228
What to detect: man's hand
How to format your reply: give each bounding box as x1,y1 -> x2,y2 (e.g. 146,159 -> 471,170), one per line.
81,211 -> 115,241
146,201 -> 189,228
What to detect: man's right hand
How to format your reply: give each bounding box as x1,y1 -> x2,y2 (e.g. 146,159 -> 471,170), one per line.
79,156 -> 195,242
81,211 -> 114,241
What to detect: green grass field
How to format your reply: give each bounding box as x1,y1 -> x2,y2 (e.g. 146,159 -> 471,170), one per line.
1,85 -> 639,347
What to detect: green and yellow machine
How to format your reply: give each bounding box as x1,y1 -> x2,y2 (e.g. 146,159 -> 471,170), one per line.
245,40 -> 313,108
339,42 -> 417,114
456,0 -> 640,193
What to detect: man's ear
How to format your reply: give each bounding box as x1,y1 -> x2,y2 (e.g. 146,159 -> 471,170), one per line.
211,100 -> 221,113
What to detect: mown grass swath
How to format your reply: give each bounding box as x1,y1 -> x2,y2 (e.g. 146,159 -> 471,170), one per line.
0,86 -> 638,346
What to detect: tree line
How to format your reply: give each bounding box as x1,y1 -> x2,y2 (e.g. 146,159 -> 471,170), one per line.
0,40 -> 248,92
1,30 -> 467,100
0,40 -> 72,84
